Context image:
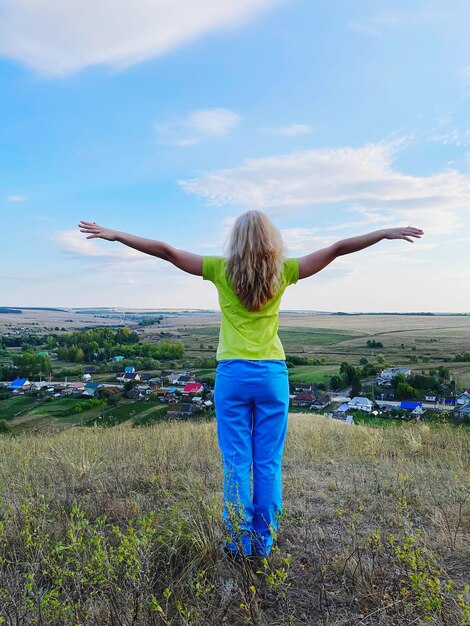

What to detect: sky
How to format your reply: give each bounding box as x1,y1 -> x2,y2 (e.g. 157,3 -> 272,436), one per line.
1,0 -> 470,312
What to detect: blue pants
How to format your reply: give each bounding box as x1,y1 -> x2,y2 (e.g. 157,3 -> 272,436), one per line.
214,359 -> 289,556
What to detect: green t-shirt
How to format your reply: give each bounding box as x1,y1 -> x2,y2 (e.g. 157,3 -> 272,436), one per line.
202,256 -> 299,361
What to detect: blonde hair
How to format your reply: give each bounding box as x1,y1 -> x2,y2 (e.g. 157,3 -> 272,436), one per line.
225,210 -> 286,311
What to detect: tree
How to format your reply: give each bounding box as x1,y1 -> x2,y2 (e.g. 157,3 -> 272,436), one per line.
12,352 -> 52,378
395,382 -> 417,400
349,377 -> 362,398
329,375 -> 344,391
375,353 -> 386,365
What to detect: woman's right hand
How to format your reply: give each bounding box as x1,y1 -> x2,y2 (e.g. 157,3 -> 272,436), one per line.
383,226 -> 424,242
78,220 -> 118,241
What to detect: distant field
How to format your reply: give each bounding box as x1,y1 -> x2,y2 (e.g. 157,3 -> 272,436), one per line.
278,327 -> 361,346
177,316 -> 470,386
287,365 -> 339,385
0,396 -> 39,420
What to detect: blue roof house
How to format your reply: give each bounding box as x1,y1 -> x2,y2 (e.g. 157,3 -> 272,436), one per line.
124,366 -> 135,373
400,401 -> 422,410
8,378 -> 30,390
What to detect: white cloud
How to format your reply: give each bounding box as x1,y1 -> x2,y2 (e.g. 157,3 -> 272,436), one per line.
179,139 -> 470,235
347,11 -> 404,37
6,195 -> 27,202
52,230 -> 144,261
188,108 -> 241,136
263,123 -> 312,137
430,128 -> 470,147
0,0 -> 281,76
154,108 -> 241,146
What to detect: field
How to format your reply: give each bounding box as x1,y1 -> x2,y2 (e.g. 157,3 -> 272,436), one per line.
0,415 -> 468,625
176,314 -> 470,388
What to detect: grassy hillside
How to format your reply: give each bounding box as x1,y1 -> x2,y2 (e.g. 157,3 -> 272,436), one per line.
0,415 -> 468,625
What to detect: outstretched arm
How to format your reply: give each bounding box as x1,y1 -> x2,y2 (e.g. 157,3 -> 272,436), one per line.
78,221 -> 202,276
298,227 -> 423,280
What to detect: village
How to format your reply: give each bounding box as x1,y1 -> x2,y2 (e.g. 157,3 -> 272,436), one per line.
3,361 -> 470,431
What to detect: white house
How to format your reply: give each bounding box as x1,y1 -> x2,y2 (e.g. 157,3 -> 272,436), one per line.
457,391 -> 470,405
348,396 -> 373,412
379,367 -> 411,383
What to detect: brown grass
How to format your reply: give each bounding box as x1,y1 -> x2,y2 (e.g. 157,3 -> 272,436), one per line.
0,415 -> 469,625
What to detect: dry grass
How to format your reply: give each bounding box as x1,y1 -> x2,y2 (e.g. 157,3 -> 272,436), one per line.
0,415 -> 469,625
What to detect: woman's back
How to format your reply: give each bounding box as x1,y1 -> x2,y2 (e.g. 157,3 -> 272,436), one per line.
202,255 -> 299,360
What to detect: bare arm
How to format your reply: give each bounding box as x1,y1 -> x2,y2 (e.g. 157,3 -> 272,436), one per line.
78,221 -> 203,276
298,227 -> 423,280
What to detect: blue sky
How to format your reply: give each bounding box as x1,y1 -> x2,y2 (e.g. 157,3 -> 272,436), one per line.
1,0 -> 470,311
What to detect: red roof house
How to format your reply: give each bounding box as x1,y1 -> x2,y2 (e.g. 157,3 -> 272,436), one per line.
183,382 -> 204,395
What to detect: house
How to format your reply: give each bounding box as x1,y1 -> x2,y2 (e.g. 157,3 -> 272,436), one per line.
457,391 -> 470,405
332,403 -> 354,423
126,388 -> 145,400
349,396 -> 373,412
293,383 -> 316,393
166,373 -> 196,387
82,373 -> 92,382
182,382 -> 204,395
291,393 -> 316,407
112,356 -> 125,362
124,366 -> 135,374
136,384 -> 152,395
7,378 -> 30,390
377,388 -> 395,400
155,386 -> 178,403
82,382 -> 100,397
425,395 -> 437,402
400,401 -> 422,411
67,381 -> 85,391
180,403 -> 196,417
310,394 -> 331,409
83,366 -> 97,374
99,385 -> 121,394
337,402 -> 350,413
379,368 -> 411,384
167,403 -> 196,419
64,381 -> 85,397
124,372 -> 140,382
30,381 -> 52,391
411,405 -> 424,420
140,373 -> 151,382
116,372 -> 141,382
453,403 -> 470,419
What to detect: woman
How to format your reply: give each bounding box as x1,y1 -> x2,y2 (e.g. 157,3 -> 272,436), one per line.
78,213 -> 423,558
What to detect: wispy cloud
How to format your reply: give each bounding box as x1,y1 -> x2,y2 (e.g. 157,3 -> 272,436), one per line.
180,138 -> 470,234
154,108 -> 241,146
6,194 -> 27,202
347,11 -> 404,37
347,10 -> 436,38
0,0 -> 282,76
262,123 -> 312,137
52,230 -> 144,261
429,128 -> 470,147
